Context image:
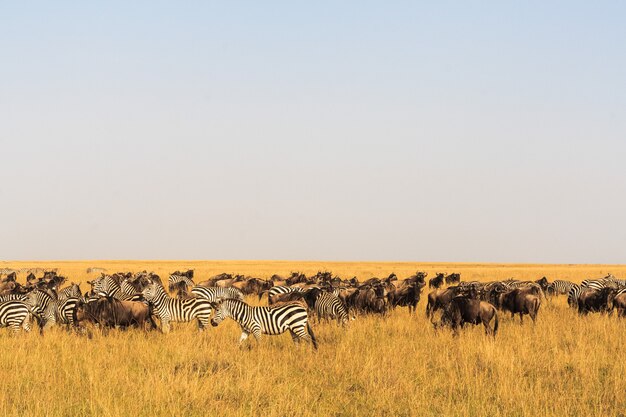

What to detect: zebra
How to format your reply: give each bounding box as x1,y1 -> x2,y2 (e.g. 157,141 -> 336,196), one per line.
209,298 -> 318,349
312,291 -> 348,325
141,281 -> 212,333
190,285 -> 244,302
168,274 -> 196,298
89,275 -> 142,301
581,277 -> 620,291
0,300 -> 33,333
266,285 -> 304,304
0,293 -> 27,303
58,283 -> 82,302
23,289 -> 58,330
567,284 -> 590,308
547,280 -> 575,296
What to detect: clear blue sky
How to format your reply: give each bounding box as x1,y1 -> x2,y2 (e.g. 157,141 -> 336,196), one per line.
1,2 -> 625,262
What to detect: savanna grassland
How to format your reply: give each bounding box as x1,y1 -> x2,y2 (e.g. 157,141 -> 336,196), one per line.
0,260 -> 625,417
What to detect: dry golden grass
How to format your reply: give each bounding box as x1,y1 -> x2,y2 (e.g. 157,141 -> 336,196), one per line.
0,260 -> 624,417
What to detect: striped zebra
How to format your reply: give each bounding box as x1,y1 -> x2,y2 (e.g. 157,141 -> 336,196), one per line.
89,275 -> 142,301
191,285 -> 244,302
0,301 -> 33,333
581,276 -> 622,291
23,290 -> 58,330
55,284 -> 83,327
567,284 -> 590,308
0,293 -> 27,303
168,274 -> 196,298
547,280 -> 575,296
267,285 -> 304,304
209,298 -> 318,349
141,281 -> 212,333
313,291 -> 348,325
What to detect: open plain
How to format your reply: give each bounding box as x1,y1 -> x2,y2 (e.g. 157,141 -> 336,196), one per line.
0,260 -> 624,417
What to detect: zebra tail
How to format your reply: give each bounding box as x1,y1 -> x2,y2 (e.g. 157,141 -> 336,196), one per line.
307,322 -> 318,350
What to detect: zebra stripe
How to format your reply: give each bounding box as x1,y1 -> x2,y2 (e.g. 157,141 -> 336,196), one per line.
313,291 -> 348,325
58,283 -> 82,302
24,290 -> 58,329
548,280 -> 575,295
142,282 -> 212,333
90,275 -> 142,301
267,285 -> 304,304
0,294 -> 27,303
56,297 -> 81,328
567,284 -> 587,308
210,298 -> 317,349
168,274 -> 195,289
190,286 -> 244,302
0,301 -> 33,333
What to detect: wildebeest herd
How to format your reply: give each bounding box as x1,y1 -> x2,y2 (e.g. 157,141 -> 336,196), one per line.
0,269 -> 625,347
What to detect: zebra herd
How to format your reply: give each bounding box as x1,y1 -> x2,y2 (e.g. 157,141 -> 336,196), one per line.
0,269 -> 625,347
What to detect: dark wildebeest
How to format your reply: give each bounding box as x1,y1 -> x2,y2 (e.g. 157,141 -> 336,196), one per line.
74,298 -> 156,330
498,288 -> 542,323
437,296 -> 499,337
428,273 -> 445,289
577,287 -> 618,315
534,277 -> 550,293
389,282 -> 424,314
346,284 -> 388,315
445,273 -> 461,285
426,286 -> 463,319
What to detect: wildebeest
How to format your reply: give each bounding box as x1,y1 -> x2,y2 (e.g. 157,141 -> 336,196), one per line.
437,296 -> 499,337
445,273 -> 461,285
426,286 -> 463,319
428,273 -> 445,289
346,284 -> 389,315
498,288 -> 541,323
232,278 -> 274,296
74,298 -> 156,330
388,281 -> 424,314
577,287 -> 618,315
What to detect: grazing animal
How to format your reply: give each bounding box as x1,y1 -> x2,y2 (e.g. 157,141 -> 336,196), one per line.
548,280 -> 575,296
437,296 -> 499,337
267,286 -> 304,305
577,287 -> 618,315
428,273 -> 445,289
0,300 -> 33,333
210,298 -> 317,349
88,275 -> 141,301
567,284 -> 586,308
168,274 -> 196,295
23,289 -> 58,330
307,289 -> 348,325
498,289 -> 541,323
142,282 -> 212,333
445,273 -> 461,285
426,286 -> 463,319
74,298 -> 155,330
190,286 -> 244,302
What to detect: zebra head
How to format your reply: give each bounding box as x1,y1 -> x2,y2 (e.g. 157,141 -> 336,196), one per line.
209,299 -> 226,327
142,282 -> 157,301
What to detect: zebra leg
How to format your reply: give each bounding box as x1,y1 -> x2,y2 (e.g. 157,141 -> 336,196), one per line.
238,331 -> 250,347
10,321 -> 21,334
289,330 -> 301,345
161,319 -> 171,334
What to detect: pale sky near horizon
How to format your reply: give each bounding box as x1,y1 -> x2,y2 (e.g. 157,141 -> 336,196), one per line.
1,2 -> 625,263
